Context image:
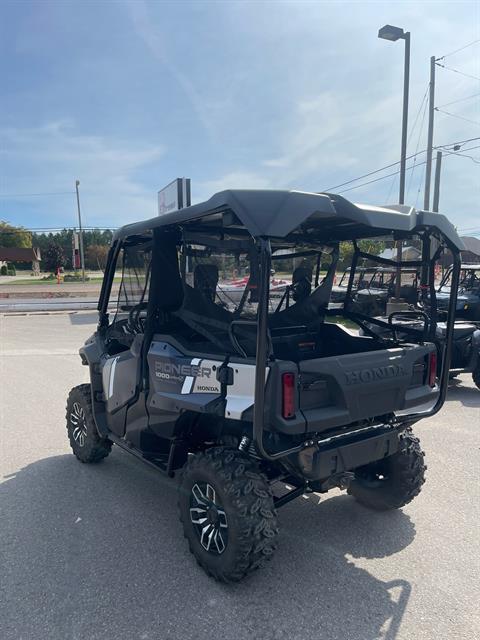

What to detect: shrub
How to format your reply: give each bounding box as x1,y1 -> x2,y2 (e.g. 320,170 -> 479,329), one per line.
0,265 -> 7,276
64,273 -> 90,282
43,242 -> 67,272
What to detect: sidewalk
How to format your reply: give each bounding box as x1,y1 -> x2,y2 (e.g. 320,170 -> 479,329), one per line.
0,282 -> 119,299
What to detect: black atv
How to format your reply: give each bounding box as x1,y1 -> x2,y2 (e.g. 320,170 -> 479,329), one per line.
364,314 -> 480,389
352,266 -> 419,316
435,264 -> 480,321
330,266 -> 377,304
66,190 -> 462,581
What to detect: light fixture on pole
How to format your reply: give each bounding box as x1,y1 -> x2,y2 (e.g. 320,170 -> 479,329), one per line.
75,180 -> 86,283
378,24 -> 410,301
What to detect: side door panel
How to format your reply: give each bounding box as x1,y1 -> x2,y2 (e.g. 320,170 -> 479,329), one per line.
102,334 -> 143,436
146,339 -> 222,438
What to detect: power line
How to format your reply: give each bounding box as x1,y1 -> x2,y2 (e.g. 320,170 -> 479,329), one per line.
0,191 -> 75,198
457,143 -> 480,151
435,62 -> 480,82
436,92 -> 480,109
407,84 -> 429,145
415,161 -> 427,209
437,136 -> 480,147
442,147 -> 480,164
384,171 -> 397,204
437,39 -> 480,61
338,160 -> 428,194
338,143 -> 478,196
323,136 -> 480,192
384,84 -> 429,204
435,107 -> 480,127
406,91 -> 429,199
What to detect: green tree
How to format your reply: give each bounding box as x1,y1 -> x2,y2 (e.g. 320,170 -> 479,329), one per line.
43,242 -> 67,272
0,221 -> 32,248
31,228 -> 113,270
339,239 -> 386,269
85,244 -> 109,270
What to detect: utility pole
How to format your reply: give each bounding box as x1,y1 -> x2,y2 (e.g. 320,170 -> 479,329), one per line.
432,151 -> 442,213
424,56 -> 436,210
75,180 -> 86,282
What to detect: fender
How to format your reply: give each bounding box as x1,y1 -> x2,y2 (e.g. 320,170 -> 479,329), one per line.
79,334 -> 110,437
472,328 -> 480,350
469,329 -> 480,371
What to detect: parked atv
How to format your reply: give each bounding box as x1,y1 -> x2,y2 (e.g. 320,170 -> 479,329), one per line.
442,321 -> 480,386
435,264 -> 480,321
330,266 -> 377,304
352,267 -> 419,316
66,190 -> 462,581
364,315 -> 480,389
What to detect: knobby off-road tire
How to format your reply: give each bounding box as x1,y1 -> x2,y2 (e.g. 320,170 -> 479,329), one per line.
348,429 -> 426,511
472,364 -> 480,390
178,447 -> 279,582
66,384 -> 112,463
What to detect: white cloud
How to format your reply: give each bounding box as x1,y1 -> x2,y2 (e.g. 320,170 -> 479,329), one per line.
196,171 -> 273,201
127,0 -> 218,141
0,121 -> 165,226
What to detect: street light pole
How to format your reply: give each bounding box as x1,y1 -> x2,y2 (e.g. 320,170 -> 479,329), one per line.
75,180 -> 86,282
378,24 -> 411,300
399,32 -> 410,205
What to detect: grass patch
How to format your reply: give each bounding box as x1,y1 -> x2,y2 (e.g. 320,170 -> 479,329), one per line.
0,276 -> 122,286
326,316 -> 358,330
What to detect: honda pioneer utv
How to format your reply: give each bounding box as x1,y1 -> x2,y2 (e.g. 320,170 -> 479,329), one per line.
66,190 -> 462,582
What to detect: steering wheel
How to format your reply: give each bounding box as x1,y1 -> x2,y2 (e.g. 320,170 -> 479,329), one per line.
127,301 -> 148,334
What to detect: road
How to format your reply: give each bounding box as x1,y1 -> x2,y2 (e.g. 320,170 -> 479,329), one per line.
0,298 -> 101,312
0,312 -> 479,640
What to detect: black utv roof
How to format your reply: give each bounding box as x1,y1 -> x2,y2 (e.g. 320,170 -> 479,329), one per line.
113,189 -> 464,249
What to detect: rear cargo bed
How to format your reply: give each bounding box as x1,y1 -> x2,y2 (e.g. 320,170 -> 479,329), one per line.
298,343 -> 437,432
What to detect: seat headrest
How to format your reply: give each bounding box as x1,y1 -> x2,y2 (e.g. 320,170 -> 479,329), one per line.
193,264 -> 219,303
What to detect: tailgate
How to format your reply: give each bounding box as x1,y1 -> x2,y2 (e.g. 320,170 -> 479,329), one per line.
299,345 -> 436,432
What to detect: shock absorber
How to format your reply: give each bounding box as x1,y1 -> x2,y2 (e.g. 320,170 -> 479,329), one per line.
238,436 -> 250,452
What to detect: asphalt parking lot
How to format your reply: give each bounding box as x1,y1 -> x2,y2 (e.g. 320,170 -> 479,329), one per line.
0,312 -> 479,640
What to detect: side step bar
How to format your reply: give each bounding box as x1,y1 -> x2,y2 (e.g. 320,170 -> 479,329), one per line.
108,433 -> 170,475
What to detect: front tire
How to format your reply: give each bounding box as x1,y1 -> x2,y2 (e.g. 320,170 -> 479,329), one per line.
66,384 -> 112,463
348,429 -> 426,511
178,447 -> 278,582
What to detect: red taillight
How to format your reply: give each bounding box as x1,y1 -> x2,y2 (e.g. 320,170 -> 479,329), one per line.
282,372 -> 296,419
428,351 -> 437,387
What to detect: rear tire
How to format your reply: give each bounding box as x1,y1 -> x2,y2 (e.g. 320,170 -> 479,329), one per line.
178,447 -> 278,582
348,429 -> 426,511
66,384 -> 112,463
472,364 -> 480,390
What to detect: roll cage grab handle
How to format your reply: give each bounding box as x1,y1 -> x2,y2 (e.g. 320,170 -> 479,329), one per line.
252,234 -> 462,461
253,238 -> 306,461
98,240 -> 122,329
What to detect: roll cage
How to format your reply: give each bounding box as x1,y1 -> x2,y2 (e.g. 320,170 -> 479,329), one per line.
438,263 -> 480,292
97,190 -> 463,461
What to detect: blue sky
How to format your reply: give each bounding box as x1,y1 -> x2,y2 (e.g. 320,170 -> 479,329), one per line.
0,0 -> 479,235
